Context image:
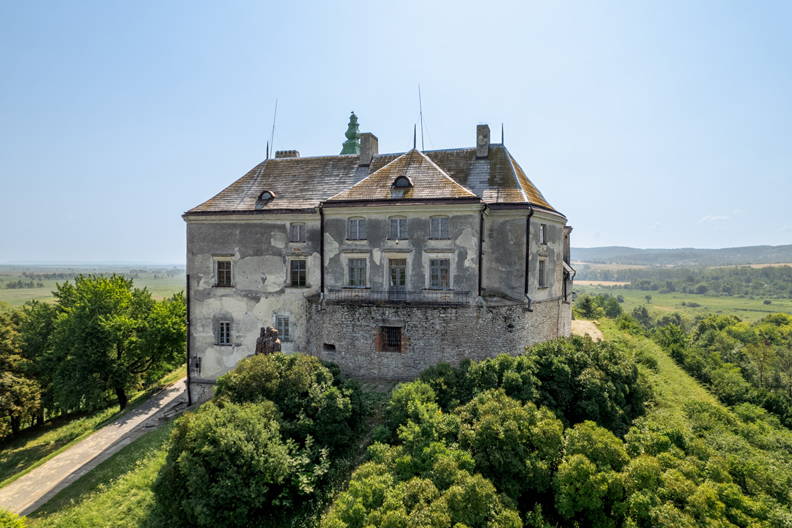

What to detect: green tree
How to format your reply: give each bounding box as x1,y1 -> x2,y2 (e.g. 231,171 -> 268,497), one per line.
576,295 -> 596,319
17,301 -> 58,424
0,312 -> 41,437
50,276 -> 185,411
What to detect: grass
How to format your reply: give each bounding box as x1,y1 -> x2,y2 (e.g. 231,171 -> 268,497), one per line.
26,421 -> 175,528
0,366 -> 185,490
576,283 -> 792,323
0,265 -> 186,307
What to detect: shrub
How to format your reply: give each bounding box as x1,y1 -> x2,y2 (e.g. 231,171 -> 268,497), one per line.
152,400 -> 329,527
0,508 -> 26,528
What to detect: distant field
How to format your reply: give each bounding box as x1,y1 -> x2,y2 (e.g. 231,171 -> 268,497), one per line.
711,262 -> 792,269
573,262 -> 650,270
0,265 -> 186,307
575,280 -> 631,286
574,282 -> 792,323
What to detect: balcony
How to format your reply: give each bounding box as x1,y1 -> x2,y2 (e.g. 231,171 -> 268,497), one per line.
325,288 -> 471,306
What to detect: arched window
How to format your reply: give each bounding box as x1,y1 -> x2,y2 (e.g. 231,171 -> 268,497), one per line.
393,175 -> 413,188
258,190 -> 275,201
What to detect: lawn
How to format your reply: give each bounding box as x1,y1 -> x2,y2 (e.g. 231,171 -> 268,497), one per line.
0,366 -> 185,490
575,282 -> 792,323
0,265 -> 186,307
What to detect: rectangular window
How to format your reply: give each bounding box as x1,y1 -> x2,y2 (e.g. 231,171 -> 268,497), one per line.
218,321 -> 231,345
290,223 -> 305,242
389,218 -> 407,239
348,258 -> 366,287
540,224 -> 547,244
430,259 -> 450,289
216,260 -> 232,287
430,217 -> 450,239
348,218 -> 367,240
382,326 -> 401,352
290,260 -> 306,286
276,315 -> 290,341
538,260 -> 546,288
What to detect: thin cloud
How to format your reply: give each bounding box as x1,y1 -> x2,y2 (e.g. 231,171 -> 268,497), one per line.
699,215 -> 729,223
780,226 -> 792,233
649,222 -> 660,230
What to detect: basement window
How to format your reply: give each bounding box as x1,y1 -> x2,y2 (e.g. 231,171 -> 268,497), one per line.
381,326 -> 401,352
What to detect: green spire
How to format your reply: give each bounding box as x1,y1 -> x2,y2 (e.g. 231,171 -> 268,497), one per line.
340,111 -> 361,155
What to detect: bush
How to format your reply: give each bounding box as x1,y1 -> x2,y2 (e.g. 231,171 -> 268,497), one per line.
0,508 -> 26,528
152,400 -> 329,527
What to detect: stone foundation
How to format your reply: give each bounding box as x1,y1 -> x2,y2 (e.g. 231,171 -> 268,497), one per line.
306,298 -> 571,379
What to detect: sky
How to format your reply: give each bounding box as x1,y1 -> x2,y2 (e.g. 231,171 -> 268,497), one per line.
1,1 -> 791,264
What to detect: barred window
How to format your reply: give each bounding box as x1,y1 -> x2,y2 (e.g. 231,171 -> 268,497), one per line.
290,260 -> 306,287
430,217 -> 450,239
381,326 -> 401,352
430,259 -> 450,289
216,260 -> 232,287
290,223 -> 305,243
348,258 -> 366,287
389,217 -> 408,240
276,315 -> 290,341
348,218 -> 367,240
218,321 -> 231,345
538,259 -> 546,288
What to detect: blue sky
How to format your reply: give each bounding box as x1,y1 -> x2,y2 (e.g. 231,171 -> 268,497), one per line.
1,1 -> 791,263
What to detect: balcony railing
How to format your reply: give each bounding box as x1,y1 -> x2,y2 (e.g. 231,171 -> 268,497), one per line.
325,288 -> 471,306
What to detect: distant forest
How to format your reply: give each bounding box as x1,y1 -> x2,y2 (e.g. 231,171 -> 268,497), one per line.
573,244 -> 792,266
577,264 -> 792,299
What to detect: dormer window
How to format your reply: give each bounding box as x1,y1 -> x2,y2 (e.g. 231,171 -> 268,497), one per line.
259,190 -> 275,201
393,176 -> 413,188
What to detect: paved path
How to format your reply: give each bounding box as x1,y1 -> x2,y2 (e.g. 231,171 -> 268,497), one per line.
0,379 -> 187,517
571,320 -> 604,341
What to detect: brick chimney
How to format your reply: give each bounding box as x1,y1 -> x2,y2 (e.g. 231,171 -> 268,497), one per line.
359,133 -> 378,166
275,150 -> 300,159
476,124 -> 490,158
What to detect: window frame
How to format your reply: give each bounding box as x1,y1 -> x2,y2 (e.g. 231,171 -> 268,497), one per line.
540,224 -> 547,245
214,257 -> 232,287
430,217 -> 450,239
348,258 -> 367,287
217,321 -> 231,346
389,217 -> 408,240
289,223 -> 305,243
275,315 -> 291,341
538,258 -> 547,288
348,217 -> 367,240
381,326 -> 401,352
429,258 -> 451,289
290,259 -> 307,287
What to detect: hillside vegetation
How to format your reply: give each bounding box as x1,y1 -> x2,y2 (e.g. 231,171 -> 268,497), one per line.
572,245 -> 792,267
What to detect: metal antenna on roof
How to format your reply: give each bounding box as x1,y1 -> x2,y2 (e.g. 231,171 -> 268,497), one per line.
419,84 -> 425,151
413,124 -> 417,150
501,123 -> 504,145
269,99 -> 278,157
266,141 -> 269,160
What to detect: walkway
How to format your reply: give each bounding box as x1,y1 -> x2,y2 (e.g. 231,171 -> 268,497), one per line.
0,379 -> 187,517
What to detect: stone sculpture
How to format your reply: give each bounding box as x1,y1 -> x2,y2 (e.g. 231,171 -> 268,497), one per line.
255,326 -> 281,355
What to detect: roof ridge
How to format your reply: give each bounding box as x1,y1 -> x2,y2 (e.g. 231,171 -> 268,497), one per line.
503,146 -> 529,203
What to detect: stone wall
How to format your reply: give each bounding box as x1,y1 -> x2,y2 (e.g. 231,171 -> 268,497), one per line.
305,297 -> 571,379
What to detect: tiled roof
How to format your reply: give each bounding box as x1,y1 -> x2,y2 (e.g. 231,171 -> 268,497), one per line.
327,149 -> 477,202
185,145 -> 559,215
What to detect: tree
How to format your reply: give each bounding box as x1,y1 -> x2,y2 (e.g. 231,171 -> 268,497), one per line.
645,295 -> 652,304
17,301 -> 57,425
50,276 -> 185,411
576,295 -> 596,319
0,312 -> 41,437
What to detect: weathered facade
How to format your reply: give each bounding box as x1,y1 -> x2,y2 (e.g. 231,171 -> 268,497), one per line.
184,115 -> 574,403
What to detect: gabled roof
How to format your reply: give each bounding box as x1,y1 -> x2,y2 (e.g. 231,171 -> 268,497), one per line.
327,149 -> 477,202
185,144 -> 560,216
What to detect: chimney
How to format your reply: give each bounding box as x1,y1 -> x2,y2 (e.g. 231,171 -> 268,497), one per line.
275,150 -> 300,159
359,133 -> 378,166
476,124 -> 490,158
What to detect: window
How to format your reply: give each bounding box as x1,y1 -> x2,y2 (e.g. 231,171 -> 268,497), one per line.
290,260 -> 306,286
276,315 -> 290,341
290,223 -> 305,242
430,259 -> 450,289
393,175 -> 413,188
216,260 -> 232,287
218,321 -> 231,345
538,259 -> 546,288
430,217 -> 450,239
259,190 -> 275,201
348,218 -> 367,240
389,217 -> 407,239
540,224 -> 547,245
348,258 -> 366,287
381,326 -> 401,352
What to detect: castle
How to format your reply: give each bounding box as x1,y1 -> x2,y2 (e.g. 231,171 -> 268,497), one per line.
184,113 -> 574,403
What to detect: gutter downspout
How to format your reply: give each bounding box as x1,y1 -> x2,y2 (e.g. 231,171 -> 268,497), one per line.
185,274 -> 192,407
524,207 -> 534,312
319,204 -> 325,309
